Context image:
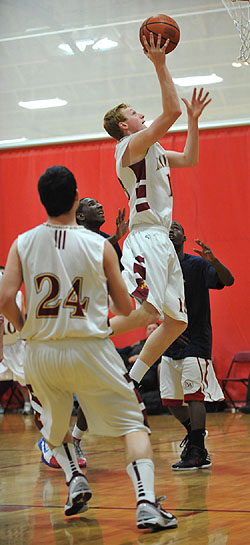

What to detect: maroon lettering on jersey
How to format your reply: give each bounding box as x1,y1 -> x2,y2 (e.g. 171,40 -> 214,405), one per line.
130,159 -> 151,213
136,185 -> 146,198
132,256 -> 149,300
134,262 -> 146,280
136,202 -> 150,212
54,229 -> 66,249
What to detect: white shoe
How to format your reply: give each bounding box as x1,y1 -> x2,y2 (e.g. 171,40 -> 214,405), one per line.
64,475 -> 92,517
73,439 -> 87,468
136,497 -> 177,530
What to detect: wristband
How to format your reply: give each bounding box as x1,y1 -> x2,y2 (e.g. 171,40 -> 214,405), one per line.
129,359 -> 149,383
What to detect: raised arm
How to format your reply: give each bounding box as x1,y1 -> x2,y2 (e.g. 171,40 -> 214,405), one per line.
0,240 -> 25,330
123,33 -> 182,166
103,240 -> 133,316
194,239 -> 234,286
166,87 -> 211,168
107,208 -> 128,246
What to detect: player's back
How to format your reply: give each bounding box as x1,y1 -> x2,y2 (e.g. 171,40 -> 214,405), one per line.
18,223 -> 112,342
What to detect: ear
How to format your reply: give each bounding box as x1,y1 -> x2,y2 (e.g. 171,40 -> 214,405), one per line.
76,212 -> 85,221
75,188 -> 79,203
184,235 -> 187,242
118,120 -> 128,131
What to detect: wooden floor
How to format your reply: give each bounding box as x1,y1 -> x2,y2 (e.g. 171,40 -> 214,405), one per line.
0,411 -> 249,545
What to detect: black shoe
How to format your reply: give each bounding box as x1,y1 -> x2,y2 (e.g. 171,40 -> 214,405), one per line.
180,429 -> 208,460
239,405 -> 250,414
172,445 -> 212,471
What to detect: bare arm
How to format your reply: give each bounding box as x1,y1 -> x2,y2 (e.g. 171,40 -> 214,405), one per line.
103,240 -> 132,316
0,240 -> 25,330
123,33 -> 182,166
194,239 -> 234,286
166,88 -> 212,168
107,208 -> 129,246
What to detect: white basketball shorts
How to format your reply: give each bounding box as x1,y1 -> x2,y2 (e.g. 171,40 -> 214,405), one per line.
121,225 -> 187,322
0,340 -> 26,385
160,355 -> 224,404
24,337 -> 150,446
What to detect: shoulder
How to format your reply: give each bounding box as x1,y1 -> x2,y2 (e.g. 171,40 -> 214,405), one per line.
115,135 -> 132,157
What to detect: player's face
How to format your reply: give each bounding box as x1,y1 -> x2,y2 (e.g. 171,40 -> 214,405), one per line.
77,198 -> 105,226
169,221 -> 185,247
122,107 -> 145,133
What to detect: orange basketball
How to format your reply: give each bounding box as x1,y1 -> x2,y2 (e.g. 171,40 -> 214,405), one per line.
139,14 -> 180,54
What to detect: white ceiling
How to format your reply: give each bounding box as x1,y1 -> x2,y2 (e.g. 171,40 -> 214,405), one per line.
0,0 -> 249,148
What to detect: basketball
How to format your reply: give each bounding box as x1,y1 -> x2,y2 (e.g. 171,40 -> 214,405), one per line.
139,14 -> 180,54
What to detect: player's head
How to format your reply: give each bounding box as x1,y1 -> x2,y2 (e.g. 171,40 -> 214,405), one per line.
76,198 -> 105,230
169,221 -> 186,248
145,322 -> 160,338
38,165 -> 77,217
104,104 -> 145,140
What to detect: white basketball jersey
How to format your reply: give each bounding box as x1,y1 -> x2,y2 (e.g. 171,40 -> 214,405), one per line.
0,271 -> 23,346
115,135 -> 173,231
17,223 -> 112,341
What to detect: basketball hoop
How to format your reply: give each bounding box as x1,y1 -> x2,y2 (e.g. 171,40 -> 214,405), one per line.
222,0 -> 250,63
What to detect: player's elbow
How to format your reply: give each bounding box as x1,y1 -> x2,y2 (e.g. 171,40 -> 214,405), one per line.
172,107 -> 182,123
225,275 -> 234,287
120,297 -> 133,316
120,294 -> 133,317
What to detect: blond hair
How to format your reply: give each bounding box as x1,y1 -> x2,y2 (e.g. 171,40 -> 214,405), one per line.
103,103 -> 129,140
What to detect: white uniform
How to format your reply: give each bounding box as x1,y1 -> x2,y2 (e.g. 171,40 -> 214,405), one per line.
160,356 -> 224,404
115,136 -> 187,320
0,273 -> 26,385
17,223 -> 149,445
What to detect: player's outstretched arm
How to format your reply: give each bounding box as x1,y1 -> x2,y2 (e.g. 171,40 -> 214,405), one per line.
166,87 -> 211,168
194,239 -> 234,286
103,240 -> 132,316
0,240 -> 25,331
125,33 -> 181,165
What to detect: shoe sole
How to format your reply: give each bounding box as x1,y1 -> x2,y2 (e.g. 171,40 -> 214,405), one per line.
65,490 -> 92,517
172,462 -> 212,471
137,517 -> 177,530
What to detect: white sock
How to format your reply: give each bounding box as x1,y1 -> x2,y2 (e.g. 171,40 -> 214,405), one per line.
72,424 -> 84,441
129,359 -> 149,383
126,458 -> 155,503
52,443 -> 82,483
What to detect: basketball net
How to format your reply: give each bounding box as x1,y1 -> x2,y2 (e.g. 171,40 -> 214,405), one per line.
222,0 -> 250,63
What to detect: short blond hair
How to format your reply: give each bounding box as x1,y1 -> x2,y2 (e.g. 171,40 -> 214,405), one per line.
103,103 -> 129,140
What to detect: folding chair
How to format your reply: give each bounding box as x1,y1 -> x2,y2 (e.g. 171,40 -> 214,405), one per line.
222,351 -> 250,409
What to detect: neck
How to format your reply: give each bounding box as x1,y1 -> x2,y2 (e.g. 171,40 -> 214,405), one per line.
84,223 -> 100,234
47,212 -> 77,226
175,245 -> 185,262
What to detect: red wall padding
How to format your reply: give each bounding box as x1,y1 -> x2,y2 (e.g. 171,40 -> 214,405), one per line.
1,126 -> 250,399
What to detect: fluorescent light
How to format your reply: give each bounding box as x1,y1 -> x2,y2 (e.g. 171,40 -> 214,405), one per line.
58,43 -> 74,55
0,137 -> 27,144
75,39 -> 94,52
18,98 -> 67,110
92,38 -> 118,51
173,73 -> 223,86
